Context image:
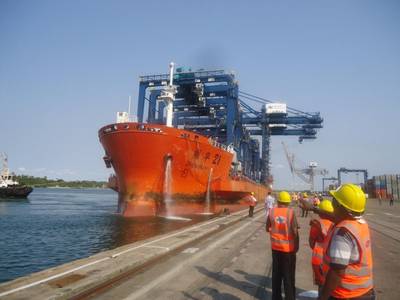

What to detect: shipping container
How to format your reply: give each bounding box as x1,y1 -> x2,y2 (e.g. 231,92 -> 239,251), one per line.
380,176 -> 386,198
373,188 -> 380,199
386,175 -> 392,198
373,176 -> 380,198
391,175 -> 398,201
372,174 -> 400,200
369,174 -> 400,200
366,179 -> 374,197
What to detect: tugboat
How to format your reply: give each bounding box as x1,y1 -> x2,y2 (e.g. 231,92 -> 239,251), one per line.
0,153 -> 33,198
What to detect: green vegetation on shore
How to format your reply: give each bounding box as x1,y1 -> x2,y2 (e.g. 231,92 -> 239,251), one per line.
16,175 -> 107,188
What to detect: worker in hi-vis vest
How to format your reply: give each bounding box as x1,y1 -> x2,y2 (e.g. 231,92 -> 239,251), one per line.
247,192 -> 257,217
309,199 -> 334,295
319,184 -> 375,300
266,191 -> 299,300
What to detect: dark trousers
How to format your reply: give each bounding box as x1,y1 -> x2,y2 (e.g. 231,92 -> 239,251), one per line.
249,206 -> 254,217
272,250 -> 296,300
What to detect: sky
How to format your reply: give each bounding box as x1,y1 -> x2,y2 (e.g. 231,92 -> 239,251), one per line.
0,0 -> 399,190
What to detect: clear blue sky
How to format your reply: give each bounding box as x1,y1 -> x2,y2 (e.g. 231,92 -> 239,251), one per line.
1,0 -> 399,189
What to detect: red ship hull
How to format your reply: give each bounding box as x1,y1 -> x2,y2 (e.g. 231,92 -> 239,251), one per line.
99,122 -> 269,217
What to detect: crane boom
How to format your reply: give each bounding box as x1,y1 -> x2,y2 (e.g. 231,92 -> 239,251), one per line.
281,142 -> 328,191
282,142 -> 295,174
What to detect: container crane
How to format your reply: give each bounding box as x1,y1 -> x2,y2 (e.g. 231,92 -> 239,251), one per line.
322,177 -> 338,192
136,67 -> 324,186
337,168 -> 368,189
282,142 -> 328,191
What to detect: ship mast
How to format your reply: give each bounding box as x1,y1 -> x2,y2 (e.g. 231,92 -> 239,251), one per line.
0,153 -> 9,177
159,62 -> 177,127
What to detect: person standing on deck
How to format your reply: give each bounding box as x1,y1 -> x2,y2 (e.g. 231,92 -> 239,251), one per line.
313,194 -> 321,207
247,192 -> 257,217
292,192 -> 299,207
301,193 -> 310,218
389,194 -> 394,206
266,191 -> 299,300
265,191 -> 276,221
319,184 -> 375,300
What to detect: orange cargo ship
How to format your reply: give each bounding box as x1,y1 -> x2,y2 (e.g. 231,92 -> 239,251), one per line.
99,122 -> 269,217
99,63 -> 272,217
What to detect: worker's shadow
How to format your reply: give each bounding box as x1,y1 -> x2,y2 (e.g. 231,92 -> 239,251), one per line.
189,267 -> 311,300
236,269 -> 315,300
189,266 -> 272,300
235,269 -> 272,299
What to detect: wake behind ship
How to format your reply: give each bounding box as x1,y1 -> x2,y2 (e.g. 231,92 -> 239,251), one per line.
99,63 -> 273,217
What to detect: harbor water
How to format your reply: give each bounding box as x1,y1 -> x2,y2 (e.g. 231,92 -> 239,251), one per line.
0,188 -> 212,283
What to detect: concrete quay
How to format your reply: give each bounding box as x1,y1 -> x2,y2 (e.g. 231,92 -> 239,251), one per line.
1,199 -> 399,299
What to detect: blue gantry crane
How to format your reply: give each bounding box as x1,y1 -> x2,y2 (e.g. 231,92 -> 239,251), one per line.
136,66 -> 323,184
322,177 -> 339,192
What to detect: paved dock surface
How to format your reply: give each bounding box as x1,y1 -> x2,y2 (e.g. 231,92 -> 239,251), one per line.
93,200 -> 400,300
1,199 -> 399,299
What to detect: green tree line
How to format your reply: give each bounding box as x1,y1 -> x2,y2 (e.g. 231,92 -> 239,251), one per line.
15,175 -> 107,188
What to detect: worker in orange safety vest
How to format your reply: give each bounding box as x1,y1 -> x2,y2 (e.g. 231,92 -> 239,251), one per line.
247,192 -> 257,217
266,191 -> 299,300
319,184 -> 375,300
313,194 -> 321,207
309,199 -> 334,294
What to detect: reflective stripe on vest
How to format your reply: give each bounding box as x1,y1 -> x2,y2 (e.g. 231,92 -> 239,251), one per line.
269,207 -> 295,252
325,219 -> 374,298
311,218 -> 333,285
322,225 -> 335,282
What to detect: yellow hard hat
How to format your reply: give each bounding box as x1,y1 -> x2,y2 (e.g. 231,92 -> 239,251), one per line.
303,192 -> 308,198
278,191 -> 291,203
251,192 -> 255,195
318,199 -> 334,213
329,183 -> 366,213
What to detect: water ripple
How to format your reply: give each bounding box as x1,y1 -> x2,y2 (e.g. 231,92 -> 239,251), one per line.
0,188 -> 212,283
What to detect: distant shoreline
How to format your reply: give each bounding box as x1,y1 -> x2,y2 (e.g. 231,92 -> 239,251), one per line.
43,186 -> 109,190
15,175 -> 108,189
